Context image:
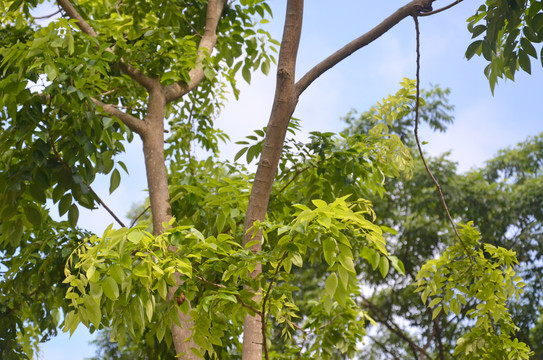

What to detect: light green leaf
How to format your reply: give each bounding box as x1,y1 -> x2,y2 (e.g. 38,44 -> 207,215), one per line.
428,297 -> 442,307
325,273 -> 338,298
103,277 -> 119,301
379,256 -> 389,278
127,231 -> 143,244
145,298 -> 154,322
432,305 -> 442,320
323,238 -> 336,265
339,253 -> 356,274
83,294 -> 101,328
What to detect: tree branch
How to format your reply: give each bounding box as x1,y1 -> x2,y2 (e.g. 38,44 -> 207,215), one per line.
57,0 -> 97,37
294,0 -> 435,97
91,97 -> 146,135
361,296 -> 429,359
419,0 -> 464,16
163,0 -> 226,103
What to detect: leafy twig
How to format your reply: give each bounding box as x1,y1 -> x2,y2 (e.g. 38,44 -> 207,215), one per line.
194,275 -> 261,315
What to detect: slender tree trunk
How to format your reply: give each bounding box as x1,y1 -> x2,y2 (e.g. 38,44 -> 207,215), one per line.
241,1 -> 304,359
141,87 -> 199,359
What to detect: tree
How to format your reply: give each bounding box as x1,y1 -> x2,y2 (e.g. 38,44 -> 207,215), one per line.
1,0 -> 541,359
341,99 -> 543,359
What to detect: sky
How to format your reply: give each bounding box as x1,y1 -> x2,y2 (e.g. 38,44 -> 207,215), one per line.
31,0 -> 543,358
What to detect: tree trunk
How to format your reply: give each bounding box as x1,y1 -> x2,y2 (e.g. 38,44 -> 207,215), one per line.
241,1 -> 304,359
141,87 -> 199,359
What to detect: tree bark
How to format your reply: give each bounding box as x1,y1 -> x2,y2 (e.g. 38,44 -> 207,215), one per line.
241,1 -> 304,359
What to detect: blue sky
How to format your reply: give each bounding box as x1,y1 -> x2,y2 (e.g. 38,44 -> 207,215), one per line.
36,0 -> 543,358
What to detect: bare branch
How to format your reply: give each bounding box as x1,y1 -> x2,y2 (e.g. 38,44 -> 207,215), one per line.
91,97 -> 146,135
295,0 -> 435,97
164,0 -> 226,103
419,0 -> 464,16
33,8 -> 62,20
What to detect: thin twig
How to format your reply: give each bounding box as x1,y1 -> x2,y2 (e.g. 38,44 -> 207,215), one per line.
34,9 -> 62,19
419,0 -> 464,16
412,16 -> 472,259
129,205 -> 150,228
277,166 -> 310,194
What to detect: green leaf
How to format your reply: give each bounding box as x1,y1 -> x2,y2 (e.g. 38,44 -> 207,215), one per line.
428,297 -> 442,307
466,40 -> 482,59
216,212 -> 226,233
242,66 -> 251,84
432,305 -> 442,320
520,37 -> 537,58
291,253 -> 303,267
127,231 -> 143,244
59,193 -> 72,216
68,204 -> 79,227
83,294 -> 101,328
338,265 -> 349,289
451,298 -> 461,316
23,205 -> 42,228
519,50 -> 532,74
389,256 -> 405,275
323,238 -> 336,265
109,169 -> 121,194
261,60 -> 270,75
378,256 -> 389,278
103,277 -> 119,301
234,147 -> 248,161
339,253 -> 356,274
145,298 -> 154,322
325,273 -> 338,298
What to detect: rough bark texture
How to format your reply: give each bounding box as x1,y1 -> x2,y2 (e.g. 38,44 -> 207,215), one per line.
241,1 -> 304,359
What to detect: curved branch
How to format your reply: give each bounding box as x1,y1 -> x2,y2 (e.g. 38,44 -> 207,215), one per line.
91,97 -> 146,135
117,60 -> 157,91
163,0 -> 226,103
57,0 -> 97,37
294,0 -> 435,97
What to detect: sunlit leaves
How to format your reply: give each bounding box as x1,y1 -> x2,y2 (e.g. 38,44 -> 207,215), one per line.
415,222 -> 532,359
